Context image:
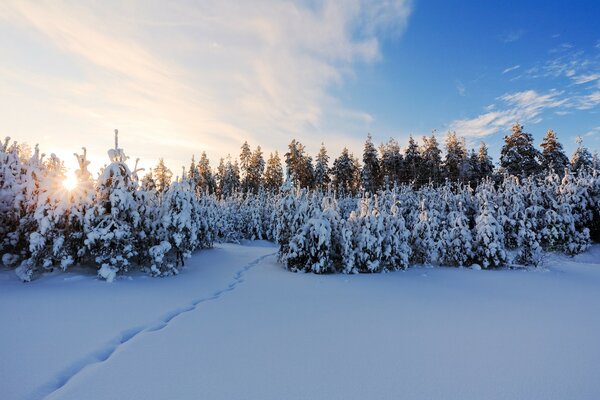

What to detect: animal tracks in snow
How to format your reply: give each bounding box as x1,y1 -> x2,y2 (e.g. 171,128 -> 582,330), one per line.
29,251 -> 276,400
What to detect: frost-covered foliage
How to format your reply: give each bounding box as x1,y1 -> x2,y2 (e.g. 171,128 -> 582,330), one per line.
2,131 -> 599,282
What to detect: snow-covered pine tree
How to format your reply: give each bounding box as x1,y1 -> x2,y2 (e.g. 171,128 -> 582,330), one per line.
18,154 -> 74,280
439,200 -> 473,267
348,195 -> 385,272
13,145 -> 45,279
571,136 -> 593,175
153,158 -> 172,194
314,143 -> 331,192
402,135 -> 422,184
264,151 -> 284,193
361,133 -> 382,194
473,199 -> 507,269
420,133 -> 443,184
444,132 -> 468,182
84,130 -> 140,282
247,145 -> 265,194
332,147 -> 359,196
286,196 -> 335,273
379,138 -> 403,188
275,178 -> 301,262
410,194 -> 441,265
0,138 -> 23,266
285,139 -> 314,189
380,199 -> 411,271
239,141 -> 252,193
540,129 -> 569,175
500,123 -> 541,178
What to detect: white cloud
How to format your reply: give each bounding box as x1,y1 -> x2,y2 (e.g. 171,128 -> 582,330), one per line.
572,73 -> 600,85
448,90 -> 566,138
0,0 -> 412,172
502,65 -> 520,74
499,29 -> 524,43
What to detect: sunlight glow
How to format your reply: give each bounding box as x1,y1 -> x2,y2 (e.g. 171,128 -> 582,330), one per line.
63,171 -> 78,191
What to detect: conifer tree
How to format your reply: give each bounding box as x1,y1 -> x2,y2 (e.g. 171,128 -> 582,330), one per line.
379,138 -> 403,187
264,151 -> 284,192
540,129 -> 569,175
284,139 -> 314,189
403,135 -> 422,184
421,133 -> 443,184
571,136 -> 592,174
197,152 -> 216,195
239,141 -> 252,192
361,133 -> 382,193
500,123 -> 541,178
444,132 -> 468,182
84,130 -> 140,282
247,146 -> 265,193
474,199 -> 507,269
154,158 -> 172,194
314,143 -> 331,191
332,147 -> 359,195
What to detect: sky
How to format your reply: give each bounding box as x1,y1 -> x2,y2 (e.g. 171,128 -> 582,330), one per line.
1,0 -> 599,174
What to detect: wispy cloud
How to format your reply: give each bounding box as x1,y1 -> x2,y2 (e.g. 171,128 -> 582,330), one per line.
502,65 -> 520,74
585,126 -> 600,137
449,90 -> 565,138
0,0 -> 412,171
455,80 -> 466,96
499,29 -> 525,43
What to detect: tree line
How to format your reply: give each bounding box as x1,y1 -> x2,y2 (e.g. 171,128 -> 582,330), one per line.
0,124 -> 598,281
148,124 -> 597,198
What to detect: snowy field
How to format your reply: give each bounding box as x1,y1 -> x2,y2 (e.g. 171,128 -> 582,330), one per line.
2,242 -> 600,400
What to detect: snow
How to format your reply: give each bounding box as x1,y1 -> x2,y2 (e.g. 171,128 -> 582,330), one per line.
2,242 -> 600,400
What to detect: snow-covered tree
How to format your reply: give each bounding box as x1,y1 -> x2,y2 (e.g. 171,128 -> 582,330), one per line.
420,133 -> 443,184
402,135 -> 422,184
84,130 -> 140,282
500,123 -> 541,178
332,147 -> 359,195
379,138 -> 403,188
540,129 -> 569,175
361,133 -> 382,194
444,132 -> 468,182
439,203 -> 473,267
571,136 -> 592,174
153,158 -> 172,194
314,143 -> 331,192
474,199 -> 507,269
264,151 -> 284,193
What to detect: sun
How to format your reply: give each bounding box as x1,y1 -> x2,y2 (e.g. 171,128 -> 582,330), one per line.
63,171 -> 78,191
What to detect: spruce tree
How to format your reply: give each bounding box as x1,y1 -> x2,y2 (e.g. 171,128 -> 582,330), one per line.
444,132 -> 468,182
361,133 -> 382,193
403,135 -> 422,184
540,129 -> 569,175
421,133 -> 443,184
571,136 -> 592,174
500,123 -> 541,178
379,138 -> 403,187
239,141 -> 252,192
264,151 -> 284,192
332,147 -> 359,195
197,152 -> 216,195
314,143 -> 331,191
84,130 -> 140,282
284,139 -> 314,189
247,146 -> 265,193
154,158 -> 172,194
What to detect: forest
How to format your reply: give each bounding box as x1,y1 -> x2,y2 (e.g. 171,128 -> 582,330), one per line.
1,124 -> 599,281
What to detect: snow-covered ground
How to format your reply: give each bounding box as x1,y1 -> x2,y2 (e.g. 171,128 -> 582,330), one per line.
2,242 -> 600,400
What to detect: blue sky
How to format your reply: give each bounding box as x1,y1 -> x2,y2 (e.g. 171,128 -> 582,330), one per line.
0,0 -> 598,173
